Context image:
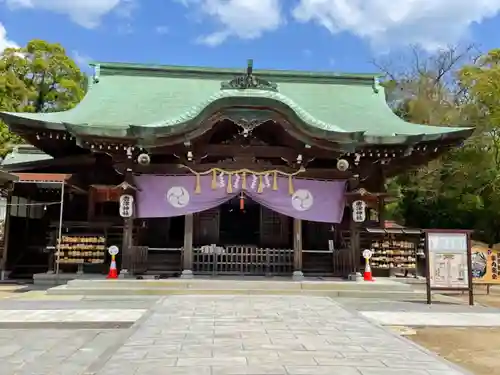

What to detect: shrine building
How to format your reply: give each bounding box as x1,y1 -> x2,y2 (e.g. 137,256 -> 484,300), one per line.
0,60 -> 473,280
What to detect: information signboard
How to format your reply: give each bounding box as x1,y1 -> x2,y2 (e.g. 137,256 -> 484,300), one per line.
56,234 -> 106,265
427,232 -> 468,289
425,230 -> 473,305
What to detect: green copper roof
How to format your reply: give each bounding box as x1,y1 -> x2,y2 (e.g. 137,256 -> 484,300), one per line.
0,61 -> 472,145
2,145 -> 52,166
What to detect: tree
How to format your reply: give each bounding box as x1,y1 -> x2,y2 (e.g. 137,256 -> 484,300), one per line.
372,44 -> 480,125
374,46 -> 500,244
0,39 -> 86,155
371,45 -> 496,239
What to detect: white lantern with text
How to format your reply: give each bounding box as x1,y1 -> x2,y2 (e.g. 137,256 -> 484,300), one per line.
352,200 -> 366,223
119,194 -> 134,218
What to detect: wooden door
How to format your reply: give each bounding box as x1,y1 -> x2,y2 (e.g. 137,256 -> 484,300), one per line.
259,206 -> 290,248
193,208 -> 220,246
303,221 -> 331,250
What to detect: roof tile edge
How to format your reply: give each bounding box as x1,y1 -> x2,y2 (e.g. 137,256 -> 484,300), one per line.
88,61 -> 382,83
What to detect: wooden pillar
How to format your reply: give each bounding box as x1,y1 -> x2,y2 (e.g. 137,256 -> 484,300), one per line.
121,210 -> 134,273
377,164 -> 386,228
0,189 -> 13,280
181,214 -> 194,278
348,177 -> 362,281
378,196 -> 386,228
120,147 -> 135,277
293,218 -> 304,280
350,220 -> 361,277
87,188 -> 95,221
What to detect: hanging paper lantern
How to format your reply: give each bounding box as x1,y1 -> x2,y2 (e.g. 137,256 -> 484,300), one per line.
239,192 -> 245,210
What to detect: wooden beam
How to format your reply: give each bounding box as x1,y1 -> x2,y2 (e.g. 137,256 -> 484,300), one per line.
199,144 -> 341,159
201,145 -> 295,159
115,162 -> 353,179
384,148 -> 451,177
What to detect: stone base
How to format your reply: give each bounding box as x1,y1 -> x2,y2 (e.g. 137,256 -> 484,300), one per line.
348,272 -> 363,281
76,264 -> 84,275
292,271 -> 304,281
0,270 -> 11,281
181,270 -> 194,279
119,269 -> 130,279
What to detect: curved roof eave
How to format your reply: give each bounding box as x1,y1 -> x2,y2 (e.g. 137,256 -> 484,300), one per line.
0,112 -> 66,131
0,87 -> 474,146
1,91 -> 367,143
136,89 -> 367,143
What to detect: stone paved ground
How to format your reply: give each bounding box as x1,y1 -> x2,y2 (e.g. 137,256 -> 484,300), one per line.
95,295 -> 468,375
0,329 -> 124,375
0,309 -> 146,322
0,295 -> 472,375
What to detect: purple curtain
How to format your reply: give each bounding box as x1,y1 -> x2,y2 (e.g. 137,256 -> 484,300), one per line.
135,174 -> 346,223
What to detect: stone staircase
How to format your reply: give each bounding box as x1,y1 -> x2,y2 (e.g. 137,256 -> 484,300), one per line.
46,278 -> 428,300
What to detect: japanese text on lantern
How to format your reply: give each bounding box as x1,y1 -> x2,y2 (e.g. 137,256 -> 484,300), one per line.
352,200 -> 366,223
119,194 -> 134,218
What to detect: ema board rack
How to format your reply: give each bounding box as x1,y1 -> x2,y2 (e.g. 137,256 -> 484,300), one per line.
370,239 -> 417,270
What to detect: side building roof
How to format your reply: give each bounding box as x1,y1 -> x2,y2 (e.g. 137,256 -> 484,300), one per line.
2,145 -> 53,166
0,61 -> 473,146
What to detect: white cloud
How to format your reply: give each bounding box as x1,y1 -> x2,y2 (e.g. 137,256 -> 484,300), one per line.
72,50 -> 91,66
292,0 -> 500,51
177,0 -> 500,50
0,22 -> 18,53
3,0 -> 136,28
155,25 -> 169,35
3,0 -> 500,51
179,0 -> 284,46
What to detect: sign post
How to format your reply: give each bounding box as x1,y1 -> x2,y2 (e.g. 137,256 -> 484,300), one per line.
424,230 -> 473,305
362,249 -> 373,282
107,245 -> 119,279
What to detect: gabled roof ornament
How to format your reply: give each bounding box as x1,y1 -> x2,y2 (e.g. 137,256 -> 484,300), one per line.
221,59 -> 279,92
93,64 -> 101,84
372,76 -> 380,94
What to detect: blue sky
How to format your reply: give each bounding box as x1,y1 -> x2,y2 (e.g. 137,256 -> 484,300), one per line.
1,0 -> 500,74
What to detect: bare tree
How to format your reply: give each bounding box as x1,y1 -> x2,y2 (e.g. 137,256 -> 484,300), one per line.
371,44 -> 482,125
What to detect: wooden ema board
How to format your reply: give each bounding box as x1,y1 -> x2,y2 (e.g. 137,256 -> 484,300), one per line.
425,230 -> 474,305
56,234 -> 106,264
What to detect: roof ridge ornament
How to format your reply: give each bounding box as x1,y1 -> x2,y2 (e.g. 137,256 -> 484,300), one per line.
93,64 -> 101,84
372,77 -> 380,94
220,59 -> 279,92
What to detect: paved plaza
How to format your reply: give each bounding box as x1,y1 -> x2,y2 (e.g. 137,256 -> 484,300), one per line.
0,294 -> 471,375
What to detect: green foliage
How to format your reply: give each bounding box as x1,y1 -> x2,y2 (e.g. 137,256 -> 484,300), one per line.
382,46 -> 500,245
0,39 -> 86,156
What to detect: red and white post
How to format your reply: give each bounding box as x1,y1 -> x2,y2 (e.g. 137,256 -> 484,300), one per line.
107,245 -> 119,279
362,249 -> 373,282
